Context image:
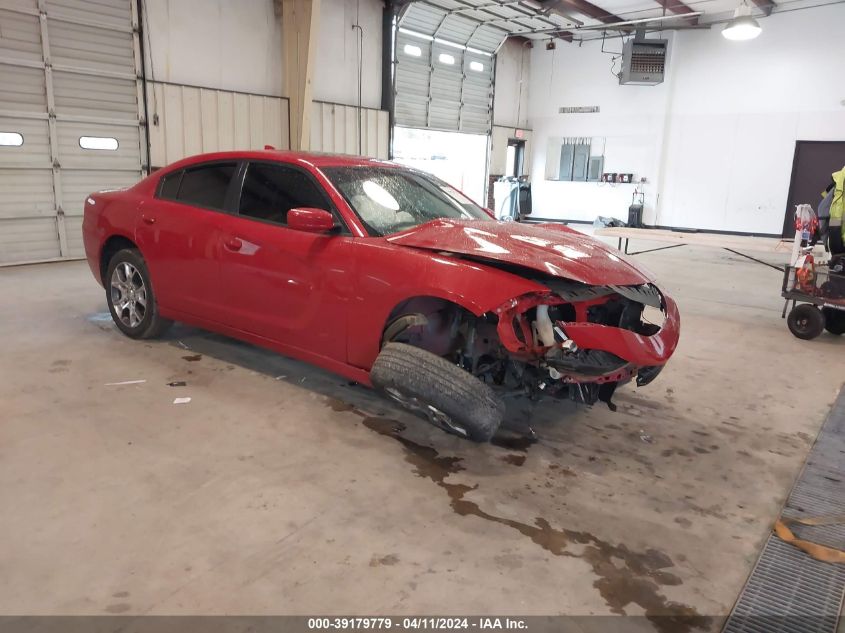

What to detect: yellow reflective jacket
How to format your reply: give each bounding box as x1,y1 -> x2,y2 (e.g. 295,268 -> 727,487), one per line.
828,166 -> 845,238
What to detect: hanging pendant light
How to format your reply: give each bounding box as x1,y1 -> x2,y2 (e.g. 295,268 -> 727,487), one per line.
723,1 -> 762,40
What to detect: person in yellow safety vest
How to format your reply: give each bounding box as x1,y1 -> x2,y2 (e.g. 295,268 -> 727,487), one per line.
822,166 -> 845,254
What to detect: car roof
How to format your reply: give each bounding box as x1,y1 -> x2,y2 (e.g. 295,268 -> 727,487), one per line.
161,150 -> 401,172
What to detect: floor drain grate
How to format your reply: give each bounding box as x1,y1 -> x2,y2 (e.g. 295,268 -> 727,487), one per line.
723,387 -> 845,633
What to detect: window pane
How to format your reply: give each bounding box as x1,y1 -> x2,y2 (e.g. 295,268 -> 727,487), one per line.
177,163 -> 237,210
79,136 -> 118,150
239,163 -> 329,224
0,132 -> 23,147
158,171 -> 182,199
324,167 -> 489,237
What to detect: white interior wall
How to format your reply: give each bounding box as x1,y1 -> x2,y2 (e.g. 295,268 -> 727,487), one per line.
313,0 -> 383,109
527,4 -> 845,233
143,0 -> 283,96
493,38 -> 531,129
489,38 -> 533,184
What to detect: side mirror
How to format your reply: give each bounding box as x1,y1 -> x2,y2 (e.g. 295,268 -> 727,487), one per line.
287,207 -> 337,233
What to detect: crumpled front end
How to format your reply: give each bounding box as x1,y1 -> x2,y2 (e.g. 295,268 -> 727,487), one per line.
490,279 -> 680,408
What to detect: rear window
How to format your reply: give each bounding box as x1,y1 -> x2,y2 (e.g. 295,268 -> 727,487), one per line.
160,162 -> 237,211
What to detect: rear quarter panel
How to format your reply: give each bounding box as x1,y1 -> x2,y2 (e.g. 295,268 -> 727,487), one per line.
82,189 -> 144,286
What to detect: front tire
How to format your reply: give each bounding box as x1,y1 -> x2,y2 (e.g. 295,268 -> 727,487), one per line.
106,248 -> 172,339
370,342 -> 505,442
787,304 -> 824,340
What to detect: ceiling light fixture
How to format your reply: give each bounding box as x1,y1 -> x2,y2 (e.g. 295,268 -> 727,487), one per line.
722,1 -> 762,40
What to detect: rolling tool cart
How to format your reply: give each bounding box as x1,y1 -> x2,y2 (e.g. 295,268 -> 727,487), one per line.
782,204 -> 845,339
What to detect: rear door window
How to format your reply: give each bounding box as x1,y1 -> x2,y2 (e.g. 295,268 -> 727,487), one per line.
158,170 -> 182,200
174,163 -> 237,211
238,162 -> 331,225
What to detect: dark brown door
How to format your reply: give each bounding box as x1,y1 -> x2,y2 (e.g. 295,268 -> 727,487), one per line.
782,141 -> 845,237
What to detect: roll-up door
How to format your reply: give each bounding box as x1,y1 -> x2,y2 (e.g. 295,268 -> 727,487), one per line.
393,2 -> 504,135
0,0 -> 145,265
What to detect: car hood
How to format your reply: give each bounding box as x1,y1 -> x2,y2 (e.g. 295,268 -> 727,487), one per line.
386,219 -> 654,286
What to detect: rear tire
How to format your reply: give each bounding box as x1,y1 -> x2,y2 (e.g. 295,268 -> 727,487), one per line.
823,308 -> 845,335
106,248 -> 172,340
370,342 -> 505,442
787,304 -> 824,340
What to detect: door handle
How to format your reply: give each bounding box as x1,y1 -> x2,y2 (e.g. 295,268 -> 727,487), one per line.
224,237 -> 243,252
141,215 -> 156,225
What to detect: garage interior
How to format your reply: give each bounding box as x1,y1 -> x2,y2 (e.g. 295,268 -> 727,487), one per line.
1,0 -> 844,630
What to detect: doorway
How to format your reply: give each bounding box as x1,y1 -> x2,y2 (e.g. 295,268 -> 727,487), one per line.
782,141 -> 845,238
505,138 -> 526,178
392,127 -> 489,205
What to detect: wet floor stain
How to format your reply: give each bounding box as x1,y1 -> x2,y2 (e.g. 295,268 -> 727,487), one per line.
355,403 -> 709,633
491,434 -> 537,452
182,354 -> 202,362
501,454 -> 526,467
369,554 -> 400,567
327,397 -> 357,413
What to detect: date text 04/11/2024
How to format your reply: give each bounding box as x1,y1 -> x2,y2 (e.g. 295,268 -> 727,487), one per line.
307,618 -> 528,630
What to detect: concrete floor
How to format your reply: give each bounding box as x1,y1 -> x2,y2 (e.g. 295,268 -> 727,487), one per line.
1,243 -> 843,631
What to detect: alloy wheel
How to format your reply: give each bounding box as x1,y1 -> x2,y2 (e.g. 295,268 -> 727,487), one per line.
110,262 -> 147,328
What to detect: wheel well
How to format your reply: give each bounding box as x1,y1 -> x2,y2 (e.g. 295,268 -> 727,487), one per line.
100,235 -> 137,282
383,296 -> 475,357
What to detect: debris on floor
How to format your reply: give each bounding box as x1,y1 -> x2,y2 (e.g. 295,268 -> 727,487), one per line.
167,381 -> 187,387
173,397 -> 192,405
105,379 -> 146,386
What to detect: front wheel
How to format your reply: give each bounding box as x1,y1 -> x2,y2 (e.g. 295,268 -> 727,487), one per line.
106,248 -> 172,339
370,342 -> 505,442
787,304 -> 824,340
823,308 -> 845,335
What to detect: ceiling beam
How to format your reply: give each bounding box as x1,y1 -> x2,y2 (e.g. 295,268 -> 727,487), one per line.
653,0 -> 699,24
542,0 -> 625,24
750,0 -> 775,15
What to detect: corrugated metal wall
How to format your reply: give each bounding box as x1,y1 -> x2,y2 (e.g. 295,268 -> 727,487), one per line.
147,82 -> 290,168
310,101 -> 389,159
0,0 -> 145,265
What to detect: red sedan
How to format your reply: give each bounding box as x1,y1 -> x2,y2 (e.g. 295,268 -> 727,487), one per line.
83,150 -> 680,441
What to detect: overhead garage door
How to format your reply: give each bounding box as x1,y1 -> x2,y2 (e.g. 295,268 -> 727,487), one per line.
0,0 -> 145,265
394,3 -> 502,135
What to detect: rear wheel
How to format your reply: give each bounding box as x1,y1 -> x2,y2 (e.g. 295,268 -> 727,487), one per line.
106,248 -> 172,339
370,342 -> 505,442
823,308 -> 845,335
787,304 -> 824,340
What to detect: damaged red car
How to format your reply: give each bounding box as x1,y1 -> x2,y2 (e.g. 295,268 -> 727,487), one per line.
83,151 -> 680,441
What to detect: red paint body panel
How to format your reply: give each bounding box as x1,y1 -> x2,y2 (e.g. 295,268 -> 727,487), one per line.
386,219 -> 654,286
82,150 -> 680,390
563,295 -> 681,366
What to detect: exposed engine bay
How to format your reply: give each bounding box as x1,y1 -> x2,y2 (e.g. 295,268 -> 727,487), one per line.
384,275 -> 672,412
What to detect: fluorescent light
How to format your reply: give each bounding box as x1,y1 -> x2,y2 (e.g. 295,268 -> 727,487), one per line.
0,132 -> 23,146
469,61 -> 484,72
722,3 -> 762,40
438,53 -> 455,65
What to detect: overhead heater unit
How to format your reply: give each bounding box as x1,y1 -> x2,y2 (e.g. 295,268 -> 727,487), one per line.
619,33 -> 667,86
